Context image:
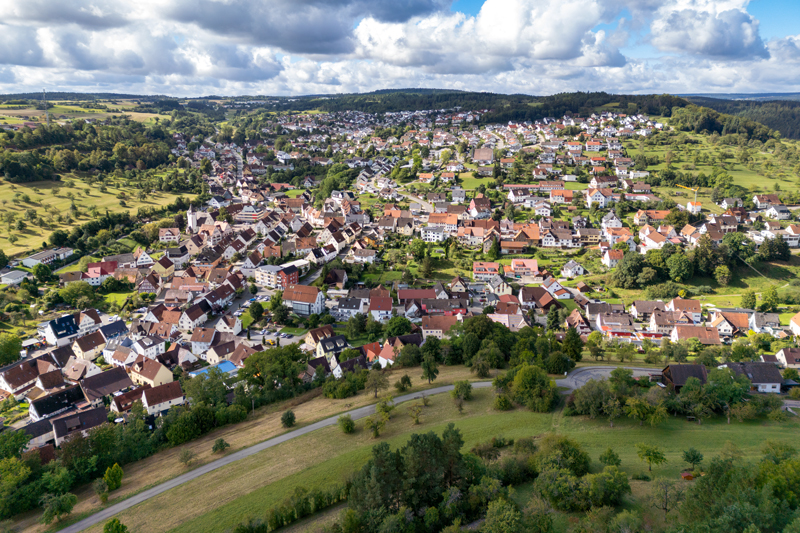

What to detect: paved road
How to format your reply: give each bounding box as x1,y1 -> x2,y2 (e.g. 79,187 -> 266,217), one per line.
558,366 -> 656,393
60,381 -> 495,533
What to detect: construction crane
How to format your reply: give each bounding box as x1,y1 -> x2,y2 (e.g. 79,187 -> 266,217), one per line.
676,184 -> 699,205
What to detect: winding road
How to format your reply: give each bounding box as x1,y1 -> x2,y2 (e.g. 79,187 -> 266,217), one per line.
59,366 -> 654,532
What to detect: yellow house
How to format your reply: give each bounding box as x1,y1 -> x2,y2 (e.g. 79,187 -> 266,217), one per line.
72,332 -> 106,361
152,256 -> 175,282
130,358 -> 173,387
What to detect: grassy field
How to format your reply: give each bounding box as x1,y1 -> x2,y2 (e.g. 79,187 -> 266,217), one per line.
74,387 -> 800,533
13,366 -> 493,533
0,177 -> 182,257
104,291 -> 134,306
0,104 -> 171,125
278,327 -> 308,336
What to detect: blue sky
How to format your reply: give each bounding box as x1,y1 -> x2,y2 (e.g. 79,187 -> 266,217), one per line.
0,0 -> 798,96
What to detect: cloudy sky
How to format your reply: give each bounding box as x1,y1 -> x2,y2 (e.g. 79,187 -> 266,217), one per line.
1,0 -> 799,97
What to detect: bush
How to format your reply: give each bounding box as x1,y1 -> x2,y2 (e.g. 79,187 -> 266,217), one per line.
338,414 -> 355,434
599,447 -> 621,467
494,394 -> 512,411
631,472 -> 651,481
513,437 -> 537,455
375,397 -> 395,419
394,374 -> 412,393
281,410 -> 296,428
179,449 -> 197,467
451,380 -> 473,401
212,438 -> 230,454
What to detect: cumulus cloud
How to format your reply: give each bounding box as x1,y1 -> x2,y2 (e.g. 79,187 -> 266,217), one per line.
0,0 -> 793,97
651,7 -> 769,59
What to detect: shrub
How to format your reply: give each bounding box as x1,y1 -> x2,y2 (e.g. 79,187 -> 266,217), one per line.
338,414 -> 355,434
281,410 -> 296,428
599,447 -> 622,467
179,449 -> 197,467
513,437 -> 537,455
494,394 -> 512,411
451,380 -> 473,401
394,374 -> 412,393
631,472 -> 651,481
212,438 -> 230,454
375,398 -> 395,418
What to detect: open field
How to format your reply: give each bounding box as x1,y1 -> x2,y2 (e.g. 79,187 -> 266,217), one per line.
0,104 -> 171,125
0,176 -> 182,257
12,366 -> 496,533
73,387 -> 800,533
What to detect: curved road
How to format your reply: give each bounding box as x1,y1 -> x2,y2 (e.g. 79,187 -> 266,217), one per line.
60,366 -> 653,532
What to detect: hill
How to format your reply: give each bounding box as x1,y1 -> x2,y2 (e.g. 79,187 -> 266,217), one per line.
686,96 -> 800,139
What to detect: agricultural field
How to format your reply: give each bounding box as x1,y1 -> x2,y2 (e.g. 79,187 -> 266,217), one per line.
72,387 -> 800,533
0,176 -> 183,257
0,101 -> 172,126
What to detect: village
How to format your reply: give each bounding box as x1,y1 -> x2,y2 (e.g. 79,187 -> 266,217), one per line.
1,103 -> 799,482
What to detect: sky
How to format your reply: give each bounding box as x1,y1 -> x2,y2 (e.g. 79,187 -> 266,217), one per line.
1,0 -> 800,97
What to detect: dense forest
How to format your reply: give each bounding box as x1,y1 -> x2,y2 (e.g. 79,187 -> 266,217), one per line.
687,97 -> 800,139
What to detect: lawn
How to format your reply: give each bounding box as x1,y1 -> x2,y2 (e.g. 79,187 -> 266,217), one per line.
78,387 -> 800,533
0,176 -> 182,258
240,314 -> 254,330
104,291 -> 134,306
457,172 -> 492,190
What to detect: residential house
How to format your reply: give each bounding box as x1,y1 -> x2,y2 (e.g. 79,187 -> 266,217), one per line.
283,285 -> 326,316
670,325 -> 721,345
719,362 -> 782,393
142,381 -> 185,415
130,358 -> 173,388
421,315 -> 459,340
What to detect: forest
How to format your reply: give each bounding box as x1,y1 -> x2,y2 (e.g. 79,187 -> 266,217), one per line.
687,96 -> 800,139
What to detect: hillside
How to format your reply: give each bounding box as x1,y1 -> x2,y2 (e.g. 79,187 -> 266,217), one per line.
686,96 -> 800,139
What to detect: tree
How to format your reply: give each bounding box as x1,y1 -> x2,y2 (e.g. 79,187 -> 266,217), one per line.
562,327 -> 584,362
281,410 -> 296,428
103,463 -> 124,491
649,478 -> 684,516
364,413 -> 387,438
741,289 -> 756,310
39,493 -> 78,524
408,238 -> 426,260
408,404 -> 423,425
667,253 -> 693,282
600,447 -> 621,467
420,256 -> 433,278
762,285 -> 779,312
546,306 -> 560,331
104,518 -> 129,533
33,263 -> 52,283
636,443 -> 667,472
603,398 -> 623,428
212,438 -> 230,454
338,414 -> 355,434
451,380 -> 473,401
421,354 -> 439,384
365,370 -> 389,398
93,478 -> 108,503
384,316 -> 412,338
248,301 -> 263,323
394,374 -> 412,392
471,356 -> 491,378
0,333 -> 22,366
624,397 -> 651,426
179,449 -> 196,467
714,265 -> 732,286
512,364 -> 556,412
682,448 -> 704,471
488,239 -> 501,260
483,498 -> 523,533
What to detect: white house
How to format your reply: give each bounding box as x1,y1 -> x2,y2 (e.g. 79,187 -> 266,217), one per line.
561,260 -> 585,279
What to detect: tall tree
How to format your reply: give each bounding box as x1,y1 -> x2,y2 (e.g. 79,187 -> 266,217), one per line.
421,354 -> 439,384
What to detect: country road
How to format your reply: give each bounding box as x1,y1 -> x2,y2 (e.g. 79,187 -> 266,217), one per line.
58,365 -> 669,532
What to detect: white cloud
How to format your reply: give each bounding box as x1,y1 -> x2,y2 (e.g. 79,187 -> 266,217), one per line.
0,0 -> 795,97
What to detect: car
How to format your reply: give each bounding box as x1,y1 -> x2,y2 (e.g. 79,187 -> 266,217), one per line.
264,296 -> 271,301
249,297 -> 257,302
